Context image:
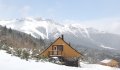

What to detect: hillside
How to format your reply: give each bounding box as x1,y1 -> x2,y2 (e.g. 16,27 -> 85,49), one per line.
0,50 -> 119,70
0,25 -> 48,58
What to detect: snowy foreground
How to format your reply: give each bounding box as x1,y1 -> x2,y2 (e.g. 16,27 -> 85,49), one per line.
0,50 -> 120,70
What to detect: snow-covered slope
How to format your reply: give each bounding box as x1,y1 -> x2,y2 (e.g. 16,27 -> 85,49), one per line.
0,17 -> 120,50
0,50 -> 119,70
0,17 -> 92,39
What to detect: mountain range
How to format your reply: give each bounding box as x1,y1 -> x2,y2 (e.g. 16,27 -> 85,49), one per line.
0,17 -> 120,52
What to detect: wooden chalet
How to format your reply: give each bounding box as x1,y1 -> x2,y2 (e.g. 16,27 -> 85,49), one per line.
100,59 -> 119,67
40,35 -> 81,66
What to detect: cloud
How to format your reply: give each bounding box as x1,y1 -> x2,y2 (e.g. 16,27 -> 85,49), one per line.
105,21 -> 120,34
19,5 -> 31,17
62,18 -> 120,35
83,18 -> 120,35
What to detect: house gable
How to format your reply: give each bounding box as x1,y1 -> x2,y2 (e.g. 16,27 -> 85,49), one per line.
40,37 -> 81,58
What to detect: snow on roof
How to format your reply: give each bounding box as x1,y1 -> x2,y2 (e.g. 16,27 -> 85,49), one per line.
101,59 -> 112,63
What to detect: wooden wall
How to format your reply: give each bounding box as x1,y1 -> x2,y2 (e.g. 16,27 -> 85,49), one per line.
40,37 -> 81,59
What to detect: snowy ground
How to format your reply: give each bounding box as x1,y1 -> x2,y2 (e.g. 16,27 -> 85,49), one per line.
0,50 -> 120,70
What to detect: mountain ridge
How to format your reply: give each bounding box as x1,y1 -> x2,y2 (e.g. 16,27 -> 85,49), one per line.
0,17 -> 120,51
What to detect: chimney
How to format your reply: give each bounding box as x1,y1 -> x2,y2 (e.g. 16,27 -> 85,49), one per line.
61,34 -> 64,40
69,42 -> 71,46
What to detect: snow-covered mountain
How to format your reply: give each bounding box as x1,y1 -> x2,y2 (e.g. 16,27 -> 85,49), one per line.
0,17 -> 120,51
0,17 -> 101,39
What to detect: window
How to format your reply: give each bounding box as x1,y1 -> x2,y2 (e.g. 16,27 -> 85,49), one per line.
57,45 -> 63,51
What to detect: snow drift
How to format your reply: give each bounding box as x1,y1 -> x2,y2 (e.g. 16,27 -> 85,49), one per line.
0,50 -> 119,70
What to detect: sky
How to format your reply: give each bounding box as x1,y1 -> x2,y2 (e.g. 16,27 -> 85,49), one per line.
0,0 -> 120,34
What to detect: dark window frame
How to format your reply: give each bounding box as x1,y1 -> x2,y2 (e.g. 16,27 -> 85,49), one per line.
53,45 -> 63,51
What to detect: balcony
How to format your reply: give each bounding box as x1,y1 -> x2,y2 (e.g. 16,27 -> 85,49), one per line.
49,50 -> 62,57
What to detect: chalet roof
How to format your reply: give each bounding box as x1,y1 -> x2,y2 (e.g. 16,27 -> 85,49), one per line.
40,37 -> 82,56
101,59 -> 112,63
100,59 -> 119,63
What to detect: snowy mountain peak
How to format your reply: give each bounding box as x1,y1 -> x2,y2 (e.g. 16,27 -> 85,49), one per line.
0,17 -> 120,51
0,17 -> 100,39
